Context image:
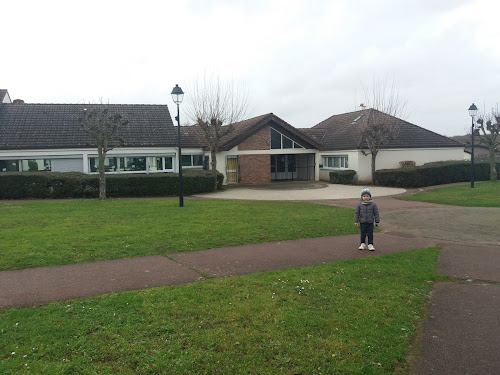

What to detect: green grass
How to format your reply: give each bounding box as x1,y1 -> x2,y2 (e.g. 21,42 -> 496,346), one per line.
0,199 -> 357,271
401,180 -> 500,207
0,248 -> 442,375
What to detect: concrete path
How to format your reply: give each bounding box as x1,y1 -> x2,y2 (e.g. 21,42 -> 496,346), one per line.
1,181 -> 499,374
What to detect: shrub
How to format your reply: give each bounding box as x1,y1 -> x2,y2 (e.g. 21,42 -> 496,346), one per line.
0,170 -> 223,200
329,170 -> 357,184
375,160 -> 500,188
399,160 -> 416,168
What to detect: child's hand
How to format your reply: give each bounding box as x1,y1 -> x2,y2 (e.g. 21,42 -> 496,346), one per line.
375,223 -> 380,227
354,222 -> 358,226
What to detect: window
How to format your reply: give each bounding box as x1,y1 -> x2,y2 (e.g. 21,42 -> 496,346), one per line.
0,160 -> 20,172
270,128 -> 304,149
121,157 -> 146,172
89,156 -> 174,173
90,157 -> 119,172
323,156 -> 348,169
1,159 -> 52,172
182,155 -> 204,167
21,159 -> 52,171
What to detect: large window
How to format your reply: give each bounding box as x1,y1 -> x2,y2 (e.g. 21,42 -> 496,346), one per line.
1,159 -> 51,172
22,159 -> 52,171
121,157 -> 147,172
89,156 -> 174,173
323,155 -> 348,169
0,160 -> 20,172
181,154 -> 204,167
270,128 -> 304,149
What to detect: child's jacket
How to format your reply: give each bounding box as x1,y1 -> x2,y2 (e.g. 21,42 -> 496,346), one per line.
354,200 -> 380,224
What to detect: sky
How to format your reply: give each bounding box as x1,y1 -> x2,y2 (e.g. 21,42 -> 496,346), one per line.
1,0 -> 499,136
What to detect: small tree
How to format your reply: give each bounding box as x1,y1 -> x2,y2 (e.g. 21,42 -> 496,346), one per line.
185,74 -> 249,189
78,103 -> 128,199
357,77 -> 407,184
476,108 -> 500,181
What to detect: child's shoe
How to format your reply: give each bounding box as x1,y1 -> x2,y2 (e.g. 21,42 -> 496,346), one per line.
368,244 -> 375,251
358,243 -> 367,250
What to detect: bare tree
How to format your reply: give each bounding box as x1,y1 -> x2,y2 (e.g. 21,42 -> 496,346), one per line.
78,102 -> 128,199
184,74 -> 249,189
357,77 -> 408,184
476,107 -> 500,181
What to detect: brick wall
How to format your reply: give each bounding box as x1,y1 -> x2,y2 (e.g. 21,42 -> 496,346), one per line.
238,126 -> 270,150
239,154 -> 270,184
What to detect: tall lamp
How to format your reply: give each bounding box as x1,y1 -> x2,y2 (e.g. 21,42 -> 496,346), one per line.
468,103 -> 478,188
172,84 -> 184,206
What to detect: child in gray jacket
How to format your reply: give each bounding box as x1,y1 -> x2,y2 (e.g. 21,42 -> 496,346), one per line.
354,188 -> 380,251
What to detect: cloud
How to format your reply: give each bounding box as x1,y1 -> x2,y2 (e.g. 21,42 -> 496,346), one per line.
1,0 -> 498,136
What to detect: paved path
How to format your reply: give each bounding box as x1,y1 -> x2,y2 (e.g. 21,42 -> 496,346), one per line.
1,181 -> 499,374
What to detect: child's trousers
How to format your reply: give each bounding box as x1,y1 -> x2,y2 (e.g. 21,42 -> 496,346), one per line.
360,223 -> 374,244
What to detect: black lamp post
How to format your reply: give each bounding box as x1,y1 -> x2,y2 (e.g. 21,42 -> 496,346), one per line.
171,84 -> 184,207
468,103 -> 478,188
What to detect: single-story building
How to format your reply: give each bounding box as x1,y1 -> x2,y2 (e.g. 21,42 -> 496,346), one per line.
0,89 -> 466,184
302,108 -> 465,183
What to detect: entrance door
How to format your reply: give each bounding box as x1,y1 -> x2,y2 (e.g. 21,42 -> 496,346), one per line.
226,156 -> 238,183
271,154 -> 296,181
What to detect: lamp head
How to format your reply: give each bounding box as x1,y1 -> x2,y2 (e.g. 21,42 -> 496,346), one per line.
171,84 -> 184,104
468,103 -> 478,118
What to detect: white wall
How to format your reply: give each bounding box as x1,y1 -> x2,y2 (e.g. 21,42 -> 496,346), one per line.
319,150 -> 360,182
320,147 -> 466,183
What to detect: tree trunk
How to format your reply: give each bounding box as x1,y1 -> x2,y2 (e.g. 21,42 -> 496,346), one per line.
489,145 -> 498,181
98,148 -> 107,200
371,150 -> 377,185
211,150 -> 218,191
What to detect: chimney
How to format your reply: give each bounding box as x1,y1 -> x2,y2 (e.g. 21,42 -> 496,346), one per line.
359,103 -> 366,110
13,99 -> 25,104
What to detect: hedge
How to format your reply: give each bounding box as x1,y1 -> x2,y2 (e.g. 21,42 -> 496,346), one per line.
374,160 -> 500,188
0,170 -> 224,200
329,170 -> 357,184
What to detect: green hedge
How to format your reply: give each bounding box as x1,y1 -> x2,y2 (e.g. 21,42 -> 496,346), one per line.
329,170 -> 357,184
375,161 -> 500,188
0,170 -> 224,200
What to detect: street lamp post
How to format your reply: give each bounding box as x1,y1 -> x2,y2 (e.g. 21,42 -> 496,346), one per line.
468,103 -> 478,188
171,84 -> 184,207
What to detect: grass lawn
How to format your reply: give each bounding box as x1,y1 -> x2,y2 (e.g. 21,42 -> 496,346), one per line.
0,248 -> 442,375
401,180 -> 500,207
0,199 -> 358,271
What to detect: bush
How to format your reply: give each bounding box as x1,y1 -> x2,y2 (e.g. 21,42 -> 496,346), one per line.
329,170 -> 357,184
399,160 -> 416,168
0,170 -> 223,200
375,160 -> 500,188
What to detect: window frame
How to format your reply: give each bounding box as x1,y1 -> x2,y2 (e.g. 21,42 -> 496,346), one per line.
88,155 -> 175,174
322,155 -> 349,169
270,128 -> 304,149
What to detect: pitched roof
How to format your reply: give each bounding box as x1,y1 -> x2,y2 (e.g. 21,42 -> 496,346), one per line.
302,108 -> 463,151
0,103 -> 176,150
179,113 -> 322,151
220,113 -> 322,151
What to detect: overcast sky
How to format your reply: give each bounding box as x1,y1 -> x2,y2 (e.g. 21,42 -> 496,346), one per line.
1,0 -> 498,136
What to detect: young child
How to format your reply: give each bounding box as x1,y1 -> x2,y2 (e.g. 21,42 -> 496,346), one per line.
354,188 -> 380,251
